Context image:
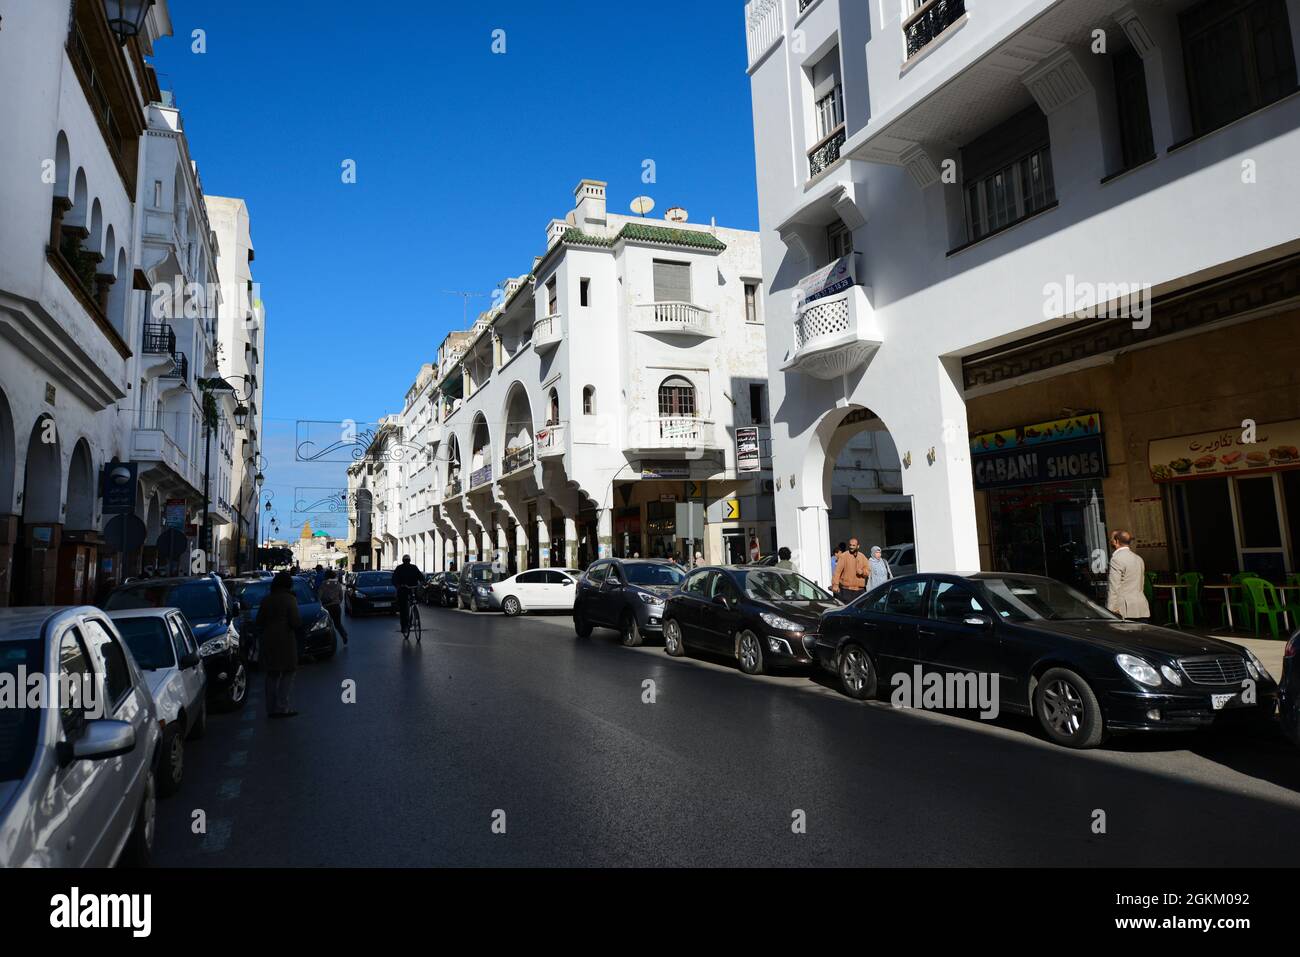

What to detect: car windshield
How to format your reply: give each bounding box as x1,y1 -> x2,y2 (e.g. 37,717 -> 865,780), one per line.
106,581 -> 225,623
0,640 -> 41,782
465,566 -> 502,583
744,570 -> 833,602
355,573 -> 391,587
239,581 -> 317,606
112,618 -> 176,671
979,577 -> 1116,622
623,563 -> 685,586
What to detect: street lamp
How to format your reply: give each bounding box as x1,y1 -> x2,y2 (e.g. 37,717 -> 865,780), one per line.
234,404 -> 249,430
104,0 -> 155,43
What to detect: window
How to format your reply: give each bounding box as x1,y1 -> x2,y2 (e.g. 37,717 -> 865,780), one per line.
586,563 -> 608,586
582,385 -> 596,415
547,388 -> 559,425
684,570 -> 712,596
58,629 -> 93,737
744,281 -> 761,323
1113,48 -> 1155,169
883,579 -> 928,617
546,278 -> 558,316
930,582 -> 987,623
658,376 -> 697,418
81,619 -> 132,711
579,278 -> 590,307
749,384 -> 766,425
961,107 -> 1056,242
1181,0 -> 1297,136
516,571 -> 547,585
827,220 -> 854,262
652,260 -> 691,303
153,180 -> 163,207
811,48 -> 844,142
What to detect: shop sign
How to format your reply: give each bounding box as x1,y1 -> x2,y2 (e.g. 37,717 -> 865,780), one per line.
736,428 -> 761,473
797,253 -> 858,306
971,414 -> 1102,456
1148,419 -> 1300,482
641,463 -> 689,480
165,499 -> 187,529
973,435 -> 1108,491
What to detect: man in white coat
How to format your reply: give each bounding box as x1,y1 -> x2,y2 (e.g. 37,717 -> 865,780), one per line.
1106,530 -> 1150,621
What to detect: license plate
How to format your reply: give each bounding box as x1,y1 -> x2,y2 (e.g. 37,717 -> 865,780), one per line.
373,602 -> 390,609
1212,693 -> 1238,710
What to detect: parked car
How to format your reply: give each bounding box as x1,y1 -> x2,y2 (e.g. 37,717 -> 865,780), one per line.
882,543 -> 917,576
573,559 -> 686,646
459,562 -> 507,611
236,577 -> 337,662
0,607 -> 161,867
345,570 -> 398,616
1281,629 -> 1299,745
421,572 -> 452,606
747,555 -> 779,567
810,572 -> 1279,749
105,576 -> 248,710
492,568 -> 582,616
662,566 -> 839,674
108,608 -> 207,797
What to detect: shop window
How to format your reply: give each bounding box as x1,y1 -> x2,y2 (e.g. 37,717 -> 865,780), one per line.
1181,0 -> 1297,137
961,107 -> 1056,243
1112,47 -> 1155,169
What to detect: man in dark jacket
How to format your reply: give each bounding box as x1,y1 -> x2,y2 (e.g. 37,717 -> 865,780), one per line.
257,572 -> 302,717
391,555 -> 423,635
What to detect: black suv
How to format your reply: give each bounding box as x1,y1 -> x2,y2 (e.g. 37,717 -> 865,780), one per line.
573,559 -> 686,646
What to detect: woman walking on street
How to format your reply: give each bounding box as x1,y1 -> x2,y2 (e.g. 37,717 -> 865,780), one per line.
258,571 -> 302,718
318,569 -> 348,646
867,545 -> 893,591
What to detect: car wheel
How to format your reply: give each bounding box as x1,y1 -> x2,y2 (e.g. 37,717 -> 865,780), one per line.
621,613 -> 643,647
737,630 -> 764,675
223,661 -> 248,711
157,726 -> 184,798
574,608 -> 593,638
838,644 -> 877,700
1035,667 -> 1105,749
187,700 -> 207,741
502,596 -> 522,617
121,767 -> 156,867
664,618 -> 686,657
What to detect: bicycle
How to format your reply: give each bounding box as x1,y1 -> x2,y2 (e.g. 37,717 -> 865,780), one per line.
399,585 -> 423,643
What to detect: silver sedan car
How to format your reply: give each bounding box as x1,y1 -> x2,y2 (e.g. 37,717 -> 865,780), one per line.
0,606 -> 161,867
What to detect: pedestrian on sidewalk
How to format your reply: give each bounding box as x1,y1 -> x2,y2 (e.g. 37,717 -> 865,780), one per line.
831,542 -> 847,580
776,547 -> 797,572
318,569 -> 348,646
867,545 -> 893,591
831,539 -> 870,604
1106,530 -> 1150,622
258,571 -> 302,718
749,536 -> 762,563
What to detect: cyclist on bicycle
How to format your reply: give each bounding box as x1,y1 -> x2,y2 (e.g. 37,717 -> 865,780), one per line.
391,554 -> 424,637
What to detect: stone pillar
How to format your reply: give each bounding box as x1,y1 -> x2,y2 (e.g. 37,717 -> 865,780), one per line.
495,523 -> 510,573
797,505 -> 832,590
536,498 -> 552,568
564,517 -> 578,569
515,522 -> 529,571
597,508 -> 613,562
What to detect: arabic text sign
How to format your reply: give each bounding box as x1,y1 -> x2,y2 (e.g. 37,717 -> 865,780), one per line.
1148,419 -> 1300,482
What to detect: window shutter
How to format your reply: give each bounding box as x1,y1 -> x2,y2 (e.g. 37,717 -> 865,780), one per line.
653,261 -> 692,303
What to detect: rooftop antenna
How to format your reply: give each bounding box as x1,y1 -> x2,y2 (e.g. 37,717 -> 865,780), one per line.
444,290 -> 489,326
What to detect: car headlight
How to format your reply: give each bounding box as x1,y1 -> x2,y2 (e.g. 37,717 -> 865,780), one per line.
1245,649 -> 1272,683
310,613 -> 332,634
1117,653 -> 1162,687
476,585 -> 491,595
199,635 -> 232,657
760,612 -> 803,633
637,592 -> 664,607
1159,664 -> 1183,687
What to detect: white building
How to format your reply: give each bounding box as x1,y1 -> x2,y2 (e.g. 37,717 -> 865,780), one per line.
0,0 -> 174,605
355,179 -> 773,573
745,0 -> 1300,589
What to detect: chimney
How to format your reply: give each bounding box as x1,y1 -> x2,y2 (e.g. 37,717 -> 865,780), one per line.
573,179 -> 607,230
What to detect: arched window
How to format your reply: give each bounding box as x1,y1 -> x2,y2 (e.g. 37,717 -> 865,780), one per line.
547,388 -> 560,426
658,376 -> 696,418
582,386 -> 596,416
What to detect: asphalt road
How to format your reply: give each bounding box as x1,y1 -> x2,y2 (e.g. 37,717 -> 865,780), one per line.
154,603 -> 1300,867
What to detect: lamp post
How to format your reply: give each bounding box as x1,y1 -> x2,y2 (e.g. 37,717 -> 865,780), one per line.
104,0 -> 155,43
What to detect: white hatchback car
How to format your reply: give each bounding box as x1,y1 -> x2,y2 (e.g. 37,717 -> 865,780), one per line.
0,606 -> 161,867
109,608 -> 207,797
494,569 -> 582,616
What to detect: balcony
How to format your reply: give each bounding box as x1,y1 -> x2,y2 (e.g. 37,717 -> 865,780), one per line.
626,416 -> 717,454
445,474 -> 463,499
143,321 -> 176,356
808,125 -> 847,180
631,302 -> 718,338
131,427 -> 199,495
468,463 -> 493,490
904,0 -> 966,60
162,351 -> 189,384
533,313 -> 564,352
744,0 -> 784,71
537,424 -> 566,458
502,444 -> 535,476
782,285 -> 882,380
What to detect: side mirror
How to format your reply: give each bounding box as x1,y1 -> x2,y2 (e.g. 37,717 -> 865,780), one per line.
963,613 -> 994,629
179,652 -> 201,669
712,594 -> 731,608
67,719 -> 137,763
561,578 -> 573,586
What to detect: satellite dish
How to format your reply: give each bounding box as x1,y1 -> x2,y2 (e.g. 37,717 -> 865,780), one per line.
630,195 -> 655,216
665,206 -> 688,223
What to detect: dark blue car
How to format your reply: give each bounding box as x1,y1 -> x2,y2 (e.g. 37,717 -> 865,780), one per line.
234,577 -> 337,664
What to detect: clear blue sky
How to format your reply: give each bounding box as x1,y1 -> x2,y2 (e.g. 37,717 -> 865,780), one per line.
153,0 -> 759,538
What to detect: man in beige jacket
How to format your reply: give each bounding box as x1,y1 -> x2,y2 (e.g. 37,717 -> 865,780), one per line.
1106,530 -> 1150,620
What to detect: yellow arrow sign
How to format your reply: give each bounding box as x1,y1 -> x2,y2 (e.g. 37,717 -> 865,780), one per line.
724,499 -> 740,520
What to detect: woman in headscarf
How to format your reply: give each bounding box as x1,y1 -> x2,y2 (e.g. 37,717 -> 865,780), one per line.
867,545 -> 893,591
257,571 -> 302,718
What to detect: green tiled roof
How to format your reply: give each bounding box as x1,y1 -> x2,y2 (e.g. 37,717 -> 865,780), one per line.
559,229 -> 615,247
617,223 -> 727,251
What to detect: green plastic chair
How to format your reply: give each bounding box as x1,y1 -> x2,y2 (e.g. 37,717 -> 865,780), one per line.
1144,572 -> 1157,607
1220,572 -> 1259,629
1166,572 -> 1203,626
1242,578 -> 1286,639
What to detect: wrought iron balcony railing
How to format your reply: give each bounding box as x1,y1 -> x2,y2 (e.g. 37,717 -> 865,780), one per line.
163,352 -> 189,382
904,0 -> 965,59
143,321 -> 176,355
502,445 -> 535,476
808,125 -> 846,179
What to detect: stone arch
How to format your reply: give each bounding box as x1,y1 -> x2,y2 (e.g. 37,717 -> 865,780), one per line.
65,168 -> 89,231
53,131 -> 72,199
65,439 -> 95,531
470,413 -> 491,474
0,387 -> 15,515
21,416 -> 63,524
108,246 -> 130,335
88,198 -> 104,256
501,382 -> 534,456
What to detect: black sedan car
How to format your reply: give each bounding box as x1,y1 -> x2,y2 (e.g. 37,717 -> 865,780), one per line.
1281,629 -> 1299,745
422,572 -> 456,607
662,566 -> 840,674
345,570 -> 398,616
573,559 -> 685,646
105,575 -> 248,709
234,577 -> 337,663
811,572 -> 1279,749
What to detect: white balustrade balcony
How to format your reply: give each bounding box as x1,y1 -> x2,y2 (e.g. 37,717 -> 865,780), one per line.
782,285 -> 882,379
533,313 -> 564,352
625,416 -> 717,454
631,302 -> 718,338
536,424 -> 566,458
